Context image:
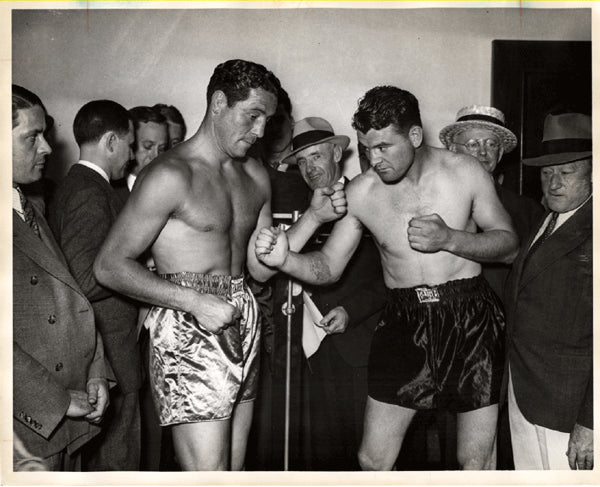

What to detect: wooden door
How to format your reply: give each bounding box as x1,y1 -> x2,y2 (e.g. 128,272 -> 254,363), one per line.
492,40 -> 591,201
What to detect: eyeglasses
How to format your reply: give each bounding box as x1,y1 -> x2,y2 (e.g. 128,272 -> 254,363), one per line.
454,138 -> 501,152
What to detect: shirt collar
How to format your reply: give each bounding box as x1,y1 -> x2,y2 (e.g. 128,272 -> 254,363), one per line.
127,173 -> 137,191
12,187 -> 24,216
77,160 -> 110,183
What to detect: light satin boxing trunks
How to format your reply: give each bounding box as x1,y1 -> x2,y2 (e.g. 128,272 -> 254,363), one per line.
145,272 -> 260,425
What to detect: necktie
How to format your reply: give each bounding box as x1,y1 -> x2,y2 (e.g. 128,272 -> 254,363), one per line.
526,212 -> 558,260
15,186 -> 41,238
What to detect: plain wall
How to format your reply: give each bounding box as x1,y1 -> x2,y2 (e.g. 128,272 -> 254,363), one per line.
12,6 -> 591,181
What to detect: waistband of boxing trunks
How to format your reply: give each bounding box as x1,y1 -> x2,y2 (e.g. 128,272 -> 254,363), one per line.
159,272 -> 245,298
387,275 -> 486,305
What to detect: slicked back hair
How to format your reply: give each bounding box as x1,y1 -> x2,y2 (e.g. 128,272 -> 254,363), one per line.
12,84 -> 46,128
73,100 -> 131,147
153,103 -> 186,138
129,106 -> 167,133
206,59 -> 280,108
352,86 -> 422,135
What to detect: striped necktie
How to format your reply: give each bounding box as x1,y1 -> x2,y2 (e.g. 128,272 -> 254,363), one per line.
15,186 -> 41,238
526,212 -> 558,260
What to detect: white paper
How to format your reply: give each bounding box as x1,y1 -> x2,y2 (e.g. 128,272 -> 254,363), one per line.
302,291 -> 327,358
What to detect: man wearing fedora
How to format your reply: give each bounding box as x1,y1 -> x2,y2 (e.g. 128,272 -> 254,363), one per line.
505,111 -> 592,470
256,86 -> 519,470
439,106 -> 544,303
285,117 -> 386,470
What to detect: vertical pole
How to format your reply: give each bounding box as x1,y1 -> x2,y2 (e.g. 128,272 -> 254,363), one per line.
283,210 -> 300,471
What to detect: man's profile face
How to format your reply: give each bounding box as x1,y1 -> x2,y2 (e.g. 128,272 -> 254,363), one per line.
215,88 -> 278,159
357,124 -> 417,184
167,122 -> 184,148
112,121 -> 135,180
451,127 -> 501,174
134,121 -> 168,172
12,105 -> 52,185
296,142 -> 340,190
540,159 -> 592,213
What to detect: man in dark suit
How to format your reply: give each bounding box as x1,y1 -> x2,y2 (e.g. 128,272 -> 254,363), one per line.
48,100 -> 142,470
12,84 -> 110,470
505,111 -> 592,470
285,117 -> 387,470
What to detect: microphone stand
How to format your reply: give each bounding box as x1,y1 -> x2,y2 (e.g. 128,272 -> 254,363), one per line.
276,210 -> 300,471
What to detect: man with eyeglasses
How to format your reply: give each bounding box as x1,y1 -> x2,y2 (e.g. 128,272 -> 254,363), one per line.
439,106 -> 544,304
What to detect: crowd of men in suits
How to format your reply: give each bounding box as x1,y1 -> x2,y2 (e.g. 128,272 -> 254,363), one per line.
12,57 -> 592,472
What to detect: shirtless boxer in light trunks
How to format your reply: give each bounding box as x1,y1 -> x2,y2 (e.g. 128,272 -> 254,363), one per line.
255,86 -> 519,470
94,60 -> 346,470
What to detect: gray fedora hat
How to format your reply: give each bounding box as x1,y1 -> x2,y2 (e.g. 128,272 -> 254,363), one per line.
522,112 -> 592,167
283,117 -> 350,164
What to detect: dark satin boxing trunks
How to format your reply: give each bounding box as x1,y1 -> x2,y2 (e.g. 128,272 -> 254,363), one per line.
368,275 -> 504,412
144,272 -> 260,425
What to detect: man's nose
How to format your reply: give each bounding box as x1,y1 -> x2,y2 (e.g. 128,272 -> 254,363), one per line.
253,120 -> 267,139
369,151 -> 381,166
477,142 -> 488,155
39,135 -> 52,155
549,173 -> 563,189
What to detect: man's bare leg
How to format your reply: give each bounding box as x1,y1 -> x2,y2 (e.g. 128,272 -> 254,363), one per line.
456,404 -> 498,470
230,401 -> 254,471
358,396 -> 417,470
171,420 -> 230,471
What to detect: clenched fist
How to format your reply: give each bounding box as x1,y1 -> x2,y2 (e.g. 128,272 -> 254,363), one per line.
188,293 -> 241,335
255,226 -> 290,268
308,182 -> 347,223
407,213 -> 451,252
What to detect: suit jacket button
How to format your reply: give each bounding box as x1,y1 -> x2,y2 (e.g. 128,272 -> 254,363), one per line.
30,275 -> 39,285
48,315 -> 56,324
55,362 -> 63,371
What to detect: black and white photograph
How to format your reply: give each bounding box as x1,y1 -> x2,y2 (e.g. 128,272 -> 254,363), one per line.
3,2 -> 596,484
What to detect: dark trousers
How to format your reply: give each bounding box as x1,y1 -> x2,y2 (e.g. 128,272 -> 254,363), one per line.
139,327 -> 178,471
81,387 -> 141,471
304,339 -> 367,471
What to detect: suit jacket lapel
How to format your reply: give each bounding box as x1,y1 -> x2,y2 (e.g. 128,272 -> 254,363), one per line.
13,210 -> 84,295
518,198 -> 592,289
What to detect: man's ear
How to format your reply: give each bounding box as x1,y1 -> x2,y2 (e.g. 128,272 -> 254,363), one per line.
211,90 -> 227,115
448,143 -> 458,154
104,131 -> 117,153
408,126 -> 423,148
332,143 -> 343,163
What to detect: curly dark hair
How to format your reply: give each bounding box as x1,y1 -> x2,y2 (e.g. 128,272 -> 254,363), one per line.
206,59 -> 280,107
352,86 -> 422,135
